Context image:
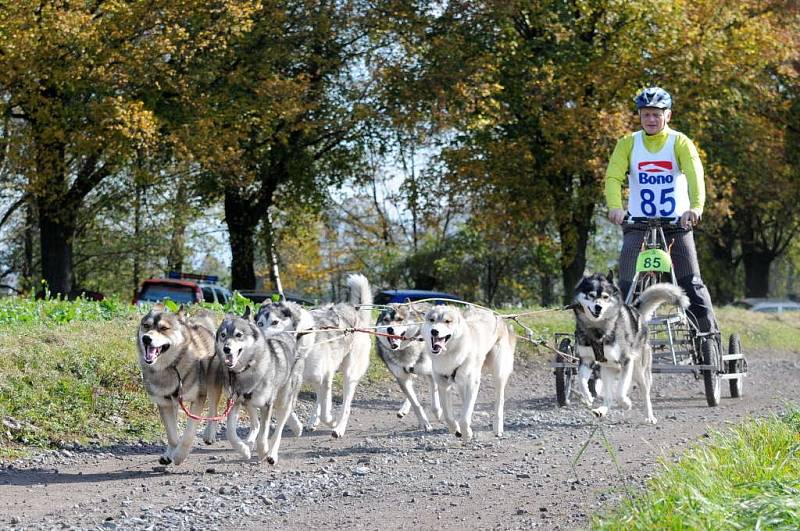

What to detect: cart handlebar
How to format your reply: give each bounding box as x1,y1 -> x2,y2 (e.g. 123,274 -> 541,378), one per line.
623,215 -> 680,226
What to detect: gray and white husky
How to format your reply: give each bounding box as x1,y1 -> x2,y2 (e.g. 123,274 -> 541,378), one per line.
572,272 -> 689,424
254,273 -> 373,438
376,303 -> 442,431
215,307 -> 304,465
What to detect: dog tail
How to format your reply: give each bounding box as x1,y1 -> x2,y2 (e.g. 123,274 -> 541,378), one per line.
635,283 -> 690,322
347,273 -> 373,326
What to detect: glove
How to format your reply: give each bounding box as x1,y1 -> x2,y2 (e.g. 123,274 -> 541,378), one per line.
608,208 -> 626,225
680,208 -> 702,229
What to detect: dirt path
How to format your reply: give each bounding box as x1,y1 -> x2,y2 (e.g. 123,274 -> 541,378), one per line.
1,347 -> 797,530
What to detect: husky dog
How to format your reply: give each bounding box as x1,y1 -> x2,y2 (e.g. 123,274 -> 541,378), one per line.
421,305 -> 516,441
573,272 -> 689,424
215,307 -> 304,465
191,309 -> 220,334
254,273 -> 373,438
137,304 -> 224,465
375,303 -> 442,431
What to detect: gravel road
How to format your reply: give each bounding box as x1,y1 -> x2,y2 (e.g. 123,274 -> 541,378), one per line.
1,346 -> 797,530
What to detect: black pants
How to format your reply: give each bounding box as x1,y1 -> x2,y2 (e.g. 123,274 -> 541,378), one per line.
617,224 -> 719,334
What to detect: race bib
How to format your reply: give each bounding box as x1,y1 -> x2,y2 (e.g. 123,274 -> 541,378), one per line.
636,161 -> 677,217
628,132 -> 690,218
635,249 -> 672,273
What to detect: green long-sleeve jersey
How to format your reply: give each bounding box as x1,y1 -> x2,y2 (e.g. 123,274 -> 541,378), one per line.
604,126 -> 705,214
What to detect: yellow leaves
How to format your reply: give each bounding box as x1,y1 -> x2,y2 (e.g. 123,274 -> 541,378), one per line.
99,97 -> 159,149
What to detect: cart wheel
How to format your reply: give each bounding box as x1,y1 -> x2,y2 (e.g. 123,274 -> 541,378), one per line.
555,337 -> 574,407
727,333 -> 744,398
702,337 -> 721,407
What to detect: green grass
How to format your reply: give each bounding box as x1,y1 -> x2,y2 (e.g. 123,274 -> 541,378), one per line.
0,316 -> 163,458
595,409 -> 800,530
0,294 -> 138,325
715,306 -> 800,353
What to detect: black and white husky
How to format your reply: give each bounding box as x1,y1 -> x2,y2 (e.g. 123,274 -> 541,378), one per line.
375,303 -> 442,431
573,272 -> 689,424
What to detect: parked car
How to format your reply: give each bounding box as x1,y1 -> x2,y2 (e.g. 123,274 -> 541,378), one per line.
133,272 -> 231,306
133,278 -> 203,306
374,289 -> 462,305
235,290 -> 315,307
731,298 -> 800,314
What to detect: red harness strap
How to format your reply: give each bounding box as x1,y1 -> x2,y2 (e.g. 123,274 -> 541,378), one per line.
178,396 -> 235,421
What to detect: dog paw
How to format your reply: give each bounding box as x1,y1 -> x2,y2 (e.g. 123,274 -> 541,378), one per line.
331,428 -> 344,439
158,455 -> 172,466
454,430 -> 462,438
202,427 -> 217,445
645,415 -> 657,425
237,446 -> 252,460
172,450 -> 189,466
421,422 -> 433,432
267,456 -> 276,465
591,406 -> 608,418
397,412 -> 405,419
620,396 -> 633,410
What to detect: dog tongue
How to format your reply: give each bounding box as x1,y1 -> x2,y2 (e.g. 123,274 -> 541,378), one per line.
431,337 -> 447,353
145,345 -> 161,363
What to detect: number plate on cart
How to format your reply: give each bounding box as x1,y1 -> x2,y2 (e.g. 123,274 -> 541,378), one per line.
635,249 -> 672,272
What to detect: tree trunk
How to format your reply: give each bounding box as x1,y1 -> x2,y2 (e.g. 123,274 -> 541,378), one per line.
539,272 -> 554,307
38,201 -> 74,297
557,209 -> 593,305
742,249 -> 772,297
699,221 -> 738,304
167,182 -> 189,274
133,184 -> 143,296
34,138 -> 74,297
225,188 -> 259,290
23,202 -> 34,290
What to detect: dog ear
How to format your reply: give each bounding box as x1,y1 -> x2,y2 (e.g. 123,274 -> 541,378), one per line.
242,305 -> 252,320
152,302 -> 165,313
606,269 -> 615,283
176,304 -> 187,320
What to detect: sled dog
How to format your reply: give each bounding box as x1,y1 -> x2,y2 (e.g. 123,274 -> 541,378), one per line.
137,304 -> 224,465
254,273 -> 373,438
215,307 -> 303,464
572,272 -> 689,423
376,303 -> 442,431
421,305 -> 516,441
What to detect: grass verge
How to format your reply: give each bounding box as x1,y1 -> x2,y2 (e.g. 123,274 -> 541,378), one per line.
0,316 -> 163,458
594,409 -> 800,530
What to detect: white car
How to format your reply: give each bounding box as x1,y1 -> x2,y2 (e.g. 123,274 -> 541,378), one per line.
732,298 -> 800,314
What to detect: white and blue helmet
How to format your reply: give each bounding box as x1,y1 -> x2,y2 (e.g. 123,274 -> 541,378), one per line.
634,87 -> 672,110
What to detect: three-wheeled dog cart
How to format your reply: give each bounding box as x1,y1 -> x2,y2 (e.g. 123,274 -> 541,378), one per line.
553,217 -> 747,407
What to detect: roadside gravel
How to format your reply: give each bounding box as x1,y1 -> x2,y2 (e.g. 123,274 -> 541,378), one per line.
1,347 -> 798,530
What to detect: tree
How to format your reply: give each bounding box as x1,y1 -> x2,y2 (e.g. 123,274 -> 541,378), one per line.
0,1 -> 258,296
177,1 -> 382,291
